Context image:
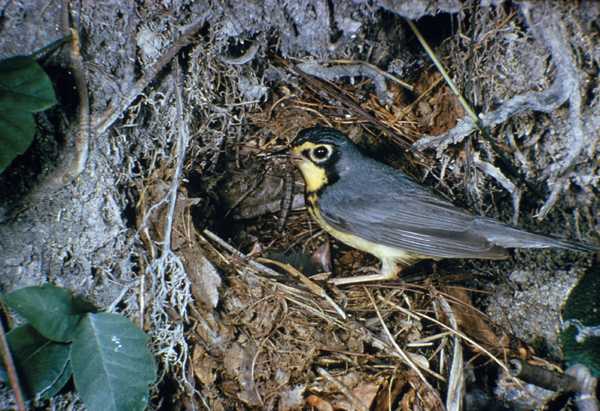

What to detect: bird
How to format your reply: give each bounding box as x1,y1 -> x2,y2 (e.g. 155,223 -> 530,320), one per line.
289,125 -> 598,285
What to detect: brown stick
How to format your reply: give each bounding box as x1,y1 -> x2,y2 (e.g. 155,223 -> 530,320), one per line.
256,257 -> 346,320
64,24 -> 91,182
0,320 -> 26,411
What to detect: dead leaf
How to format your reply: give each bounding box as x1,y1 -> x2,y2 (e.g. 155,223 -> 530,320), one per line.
223,341 -> 261,407
444,287 -> 505,351
373,374 -> 409,411
192,344 -> 217,385
306,395 -> 334,411
333,381 -> 381,410
190,254 -> 221,308
352,381 -> 380,405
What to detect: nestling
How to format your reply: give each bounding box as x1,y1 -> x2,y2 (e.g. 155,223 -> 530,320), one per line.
290,126 -> 598,285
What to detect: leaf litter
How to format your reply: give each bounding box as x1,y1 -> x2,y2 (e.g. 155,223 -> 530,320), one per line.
1,1 -> 598,410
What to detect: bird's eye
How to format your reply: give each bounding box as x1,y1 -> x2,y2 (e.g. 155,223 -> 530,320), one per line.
311,145 -> 331,162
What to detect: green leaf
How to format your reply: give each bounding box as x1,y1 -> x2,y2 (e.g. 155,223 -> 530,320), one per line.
0,110 -> 36,173
0,54 -> 57,173
2,284 -> 95,342
0,56 -> 57,112
0,324 -> 71,400
560,264 -> 600,376
71,313 -> 156,411
560,327 -> 600,377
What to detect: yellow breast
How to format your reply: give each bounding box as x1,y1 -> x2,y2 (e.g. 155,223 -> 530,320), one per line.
306,194 -> 420,266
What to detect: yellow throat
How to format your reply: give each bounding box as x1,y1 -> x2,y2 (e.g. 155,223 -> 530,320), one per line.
291,142 -> 329,193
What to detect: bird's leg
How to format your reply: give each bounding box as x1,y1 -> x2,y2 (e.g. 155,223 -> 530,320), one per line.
330,258 -> 401,285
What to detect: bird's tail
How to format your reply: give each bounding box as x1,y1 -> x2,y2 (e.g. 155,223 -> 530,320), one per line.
474,219 -> 599,253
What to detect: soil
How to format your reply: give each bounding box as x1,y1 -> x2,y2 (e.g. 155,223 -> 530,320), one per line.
0,1 -> 598,410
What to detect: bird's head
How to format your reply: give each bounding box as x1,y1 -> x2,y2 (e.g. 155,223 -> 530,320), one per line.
290,126 -> 356,193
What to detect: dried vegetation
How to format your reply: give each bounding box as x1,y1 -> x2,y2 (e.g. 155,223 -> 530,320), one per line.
0,0 -> 599,410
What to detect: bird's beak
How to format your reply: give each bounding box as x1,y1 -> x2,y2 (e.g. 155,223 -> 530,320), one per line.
288,147 -> 305,164
268,145 -> 304,163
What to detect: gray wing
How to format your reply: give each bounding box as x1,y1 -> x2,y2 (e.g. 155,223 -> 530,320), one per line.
319,174 -> 594,259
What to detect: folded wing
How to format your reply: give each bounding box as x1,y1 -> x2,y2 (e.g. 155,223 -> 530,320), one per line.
319,175 -> 596,259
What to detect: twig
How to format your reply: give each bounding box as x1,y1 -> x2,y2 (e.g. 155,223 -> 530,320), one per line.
437,295 -> 464,411
94,15 -> 207,135
256,257 -> 346,320
317,367 -> 369,411
379,296 -> 510,374
298,61 -> 410,105
364,288 -> 429,385
163,58 -> 189,253
65,25 -> 90,180
0,320 -> 26,411
201,229 -> 282,278
28,3 -> 90,196
473,155 -> 522,225
329,60 -> 413,91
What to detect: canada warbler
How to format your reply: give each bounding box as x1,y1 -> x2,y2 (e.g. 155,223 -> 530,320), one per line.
290,126 -> 598,285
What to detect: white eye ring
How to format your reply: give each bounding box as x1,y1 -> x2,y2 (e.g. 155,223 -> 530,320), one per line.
310,145 -> 332,163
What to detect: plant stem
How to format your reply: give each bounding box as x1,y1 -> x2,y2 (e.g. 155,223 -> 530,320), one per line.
405,19 -> 482,128
0,320 -> 26,411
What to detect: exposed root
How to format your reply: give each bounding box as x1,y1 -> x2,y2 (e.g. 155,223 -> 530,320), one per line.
473,155 -> 522,224
27,5 -> 90,199
298,61 -> 405,106
411,2 -> 592,220
94,15 -> 208,136
144,62 -> 195,392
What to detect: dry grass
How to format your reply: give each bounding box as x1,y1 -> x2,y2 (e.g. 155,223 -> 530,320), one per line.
125,4 -> 598,410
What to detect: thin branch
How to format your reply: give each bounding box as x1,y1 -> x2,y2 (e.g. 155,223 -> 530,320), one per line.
298,61 -> 411,105
256,257 -> 346,320
65,25 -> 90,180
405,18 -> 481,127
0,320 -> 26,411
379,296 -> 510,374
163,58 -> 189,253
220,42 -> 259,65
437,294 -> 464,411
509,359 -> 578,392
59,0 -> 92,184
28,3 -> 90,196
473,155 -> 522,225
365,289 -> 428,385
